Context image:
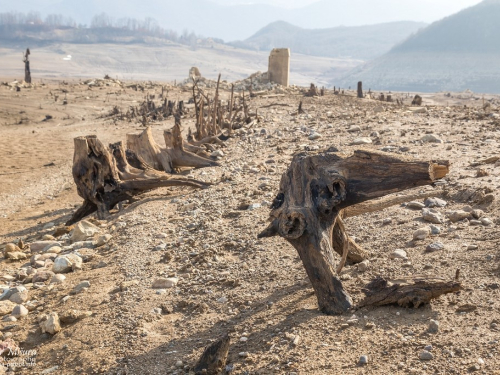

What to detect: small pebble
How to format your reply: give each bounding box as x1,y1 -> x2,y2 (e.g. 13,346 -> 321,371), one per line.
359,355 -> 368,365
419,350 -> 433,360
428,320 -> 439,333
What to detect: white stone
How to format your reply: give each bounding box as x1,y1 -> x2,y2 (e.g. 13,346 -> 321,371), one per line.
351,137 -> 372,145
391,249 -> 407,259
40,312 -> 61,335
152,278 -> 178,289
413,227 -> 431,241
421,134 -> 443,143
70,220 -> 100,243
11,304 -> 28,318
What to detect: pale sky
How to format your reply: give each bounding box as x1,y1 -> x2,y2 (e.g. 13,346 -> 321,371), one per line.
213,0 -> 483,10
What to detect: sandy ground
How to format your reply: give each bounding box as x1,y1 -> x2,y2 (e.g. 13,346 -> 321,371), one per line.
0,78 -> 499,375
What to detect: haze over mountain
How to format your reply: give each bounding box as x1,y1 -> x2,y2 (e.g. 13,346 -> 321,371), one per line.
0,0 -> 482,41
339,0 -> 500,93
231,21 -> 427,60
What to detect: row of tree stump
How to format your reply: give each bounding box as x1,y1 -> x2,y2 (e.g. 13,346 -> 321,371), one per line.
67,119 -> 223,225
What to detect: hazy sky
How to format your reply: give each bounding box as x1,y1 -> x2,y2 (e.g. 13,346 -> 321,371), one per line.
213,0 -> 483,10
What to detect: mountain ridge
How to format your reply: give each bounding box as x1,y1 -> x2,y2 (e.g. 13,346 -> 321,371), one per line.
338,0 -> 500,93
231,20 -> 427,60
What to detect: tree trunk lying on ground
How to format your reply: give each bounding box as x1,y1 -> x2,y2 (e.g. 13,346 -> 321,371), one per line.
67,135 -> 211,225
359,276 -> 462,308
258,150 -> 451,315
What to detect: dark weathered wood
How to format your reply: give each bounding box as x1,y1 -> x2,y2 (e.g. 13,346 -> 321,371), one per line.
357,81 -> 363,99
412,95 -> 423,106
67,136 -> 210,225
359,276 -> 461,308
194,334 -> 230,375
305,83 -> 319,97
258,150 -> 450,315
23,48 -> 31,84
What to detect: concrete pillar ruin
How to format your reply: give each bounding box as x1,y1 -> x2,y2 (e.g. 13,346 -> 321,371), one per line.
268,48 -> 290,87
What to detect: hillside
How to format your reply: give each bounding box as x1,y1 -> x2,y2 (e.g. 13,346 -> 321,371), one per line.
338,0 -> 500,93
231,21 -> 427,60
0,42 -> 361,86
0,0 -> 482,41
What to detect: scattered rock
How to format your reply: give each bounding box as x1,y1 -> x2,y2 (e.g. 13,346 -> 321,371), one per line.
53,254 -> 83,273
39,312 -> 61,335
95,234 -> 112,247
50,274 -> 66,284
421,134 -> 442,143
59,309 -> 92,324
30,241 -> 61,253
448,210 -> 471,223
5,252 -> 27,261
390,249 -> 407,260
70,220 -> 100,243
413,227 -> 431,241
11,305 -> 28,319
428,320 -> 439,333
351,137 -> 372,145
419,350 -> 433,360
422,209 -> 443,224
425,197 -> 447,208
308,132 -> 322,140
211,150 -> 224,158
357,260 -> 370,272
359,355 -> 369,365
72,281 -> 90,294
3,243 -> 21,257
152,278 -> 178,289
33,270 -> 55,284
407,201 -> 425,210
426,242 -> 444,252
481,218 -> 493,226
9,291 -> 28,304
429,225 -> 441,235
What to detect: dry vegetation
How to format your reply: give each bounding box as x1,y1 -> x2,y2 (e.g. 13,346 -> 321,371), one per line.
0,77 -> 500,375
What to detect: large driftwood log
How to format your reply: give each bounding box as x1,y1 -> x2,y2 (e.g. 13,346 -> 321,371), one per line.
67,136 -> 210,225
259,150 -> 449,315
194,334 -> 230,375
359,276 -> 461,308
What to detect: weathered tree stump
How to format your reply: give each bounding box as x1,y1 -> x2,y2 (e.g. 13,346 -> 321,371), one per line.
259,150 -> 450,315
127,127 -> 172,172
163,118 -> 219,169
357,81 -> 363,99
359,276 -> 461,308
23,48 -> 31,84
194,334 -> 230,375
67,136 -> 210,225
127,126 -> 219,174
412,94 -> 423,106
305,83 -> 319,97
